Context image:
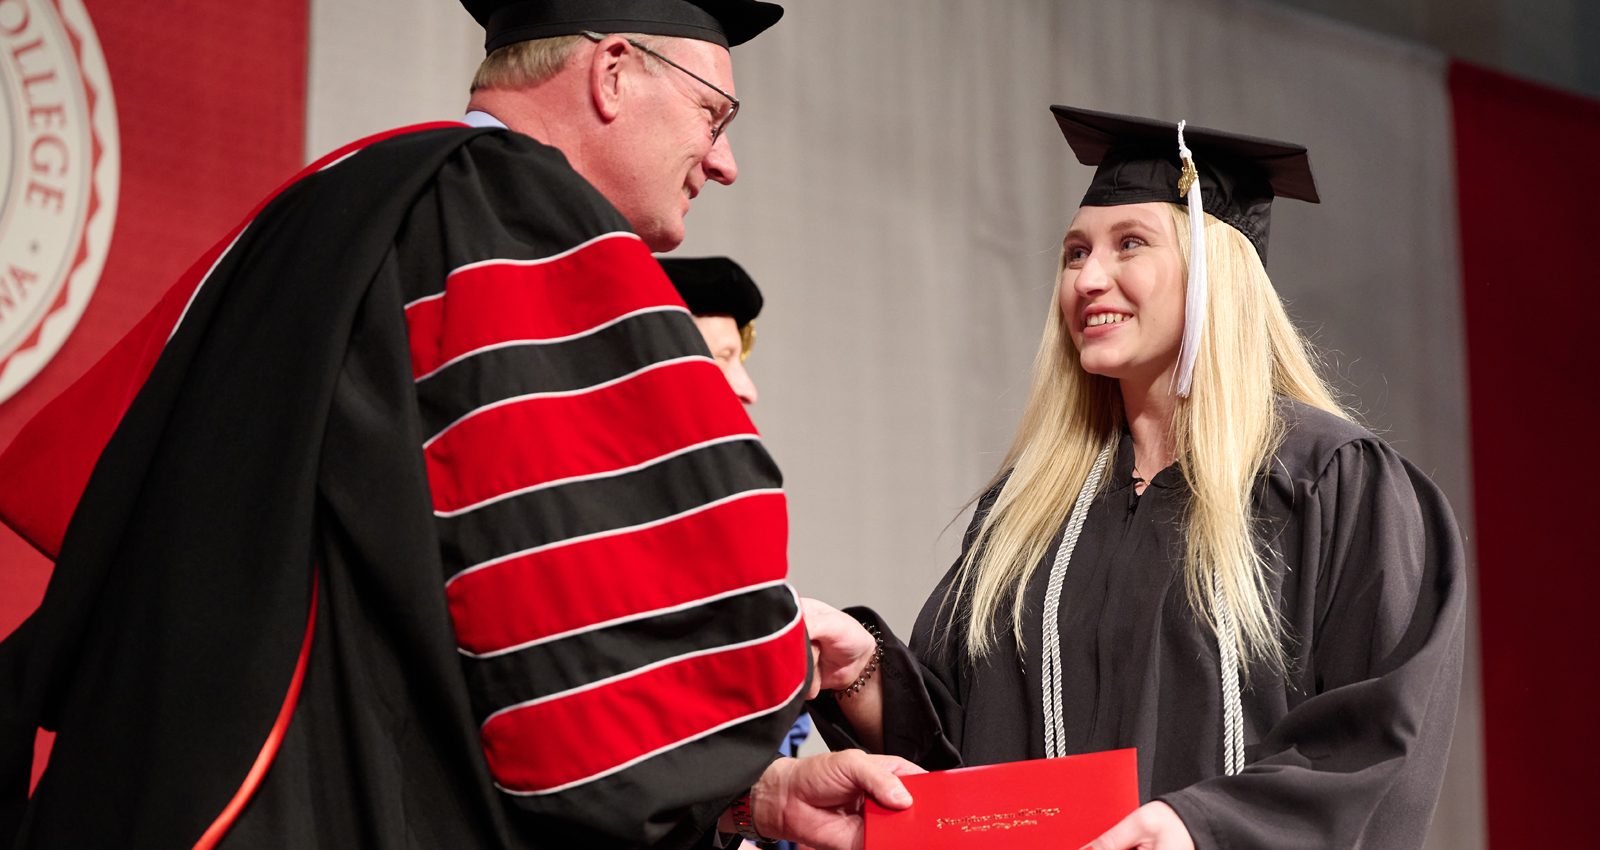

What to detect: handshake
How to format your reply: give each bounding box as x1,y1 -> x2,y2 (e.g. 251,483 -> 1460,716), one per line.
748,601 -> 1191,850
731,599 -> 922,850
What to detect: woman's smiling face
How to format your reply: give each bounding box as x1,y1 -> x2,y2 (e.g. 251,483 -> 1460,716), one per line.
1059,202 -> 1187,386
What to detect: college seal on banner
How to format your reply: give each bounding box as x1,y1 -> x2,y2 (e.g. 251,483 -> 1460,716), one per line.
0,0 -> 118,404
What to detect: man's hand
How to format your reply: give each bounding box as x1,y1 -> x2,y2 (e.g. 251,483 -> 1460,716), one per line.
1082,801 -> 1194,850
801,598 -> 878,698
749,751 -> 923,850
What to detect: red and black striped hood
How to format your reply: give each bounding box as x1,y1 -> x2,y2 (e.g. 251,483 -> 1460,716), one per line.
0,123 -> 807,850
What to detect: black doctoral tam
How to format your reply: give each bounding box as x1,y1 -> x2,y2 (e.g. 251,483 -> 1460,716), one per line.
658,256 -> 763,328
462,0 -> 784,51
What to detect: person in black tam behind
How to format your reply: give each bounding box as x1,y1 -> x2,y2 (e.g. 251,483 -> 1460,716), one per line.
802,107 -> 1465,850
0,2 -> 920,849
660,256 -> 763,405
660,256 -> 819,850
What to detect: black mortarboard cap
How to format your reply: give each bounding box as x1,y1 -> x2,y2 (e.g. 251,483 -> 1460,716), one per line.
1051,105 -> 1319,259
658,256 -> 763,328
463,0 -> 783,52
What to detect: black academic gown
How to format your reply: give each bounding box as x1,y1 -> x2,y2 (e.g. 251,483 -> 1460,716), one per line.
0,126 -> 803,850
811,399 -> 1465,850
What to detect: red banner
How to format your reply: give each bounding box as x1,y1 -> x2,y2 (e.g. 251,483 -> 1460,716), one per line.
0,0 -> 309,790
1452,60 -> 1600,849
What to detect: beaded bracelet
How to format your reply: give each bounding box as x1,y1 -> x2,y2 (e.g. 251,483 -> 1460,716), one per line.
835,622 -> 885,698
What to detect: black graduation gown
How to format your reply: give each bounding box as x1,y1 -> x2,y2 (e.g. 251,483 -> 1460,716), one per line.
810,399 -> 1465,850
0,126 -> 804,850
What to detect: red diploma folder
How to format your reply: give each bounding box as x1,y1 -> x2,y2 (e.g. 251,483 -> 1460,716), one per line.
864,749 -> 1139,849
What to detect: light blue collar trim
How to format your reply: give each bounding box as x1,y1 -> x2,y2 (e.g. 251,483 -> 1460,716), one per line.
461,110 -> 508,130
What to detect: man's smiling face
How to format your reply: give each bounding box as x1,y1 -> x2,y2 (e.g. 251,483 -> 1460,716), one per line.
588,37 -> 739,251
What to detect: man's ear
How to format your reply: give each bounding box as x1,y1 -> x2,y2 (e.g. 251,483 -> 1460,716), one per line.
588,35 -> 630,123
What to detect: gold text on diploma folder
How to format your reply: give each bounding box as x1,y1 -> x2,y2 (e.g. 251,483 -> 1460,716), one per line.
934,807 -> 1063,833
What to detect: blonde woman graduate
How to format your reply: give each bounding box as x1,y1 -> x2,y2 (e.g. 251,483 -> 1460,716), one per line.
802,107 -> 1466,850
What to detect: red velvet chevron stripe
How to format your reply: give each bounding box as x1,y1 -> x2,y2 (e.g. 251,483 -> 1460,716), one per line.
406,209 -> 802,800
425,359 -> 758,516
480,613 -> 809,795
448,490 -> 788,656
404,233 -> 682,381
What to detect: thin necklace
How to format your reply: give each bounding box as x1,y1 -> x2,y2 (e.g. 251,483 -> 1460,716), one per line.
1132,452 -> 1175,486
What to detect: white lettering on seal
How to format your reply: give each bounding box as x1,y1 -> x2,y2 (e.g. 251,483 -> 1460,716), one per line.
0,0 -> 119,403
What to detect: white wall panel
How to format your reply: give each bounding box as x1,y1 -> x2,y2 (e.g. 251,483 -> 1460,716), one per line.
305,1 -> 1482,844
305,0 -> 482,160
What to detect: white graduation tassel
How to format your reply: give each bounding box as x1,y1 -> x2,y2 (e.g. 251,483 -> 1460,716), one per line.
1172,121 -> 1206,398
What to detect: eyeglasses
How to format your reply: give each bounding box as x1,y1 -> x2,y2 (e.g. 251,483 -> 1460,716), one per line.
581,31 -> 740,143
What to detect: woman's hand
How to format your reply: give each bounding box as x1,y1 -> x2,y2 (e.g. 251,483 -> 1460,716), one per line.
1083,801 -> 1194,850
801,598 -> 879,698
801,598 -> 886,752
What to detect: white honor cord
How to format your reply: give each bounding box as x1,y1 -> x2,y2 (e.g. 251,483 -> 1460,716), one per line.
1173,120 -> 1207,398
1037,440 -> 1246,775
1213,570 -> 1245,775
1040,440 -> 1114,759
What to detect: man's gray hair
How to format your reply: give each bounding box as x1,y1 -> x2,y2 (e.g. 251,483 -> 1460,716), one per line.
471,33 -> 669,93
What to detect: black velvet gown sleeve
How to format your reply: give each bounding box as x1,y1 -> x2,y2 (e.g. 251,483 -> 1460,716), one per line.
805,487 -> 1006,771
804,605 -> 962,770
1158,435 -> 1466,850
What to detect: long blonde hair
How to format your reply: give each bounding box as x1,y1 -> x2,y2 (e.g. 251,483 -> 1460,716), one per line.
946,204 -> 1343,673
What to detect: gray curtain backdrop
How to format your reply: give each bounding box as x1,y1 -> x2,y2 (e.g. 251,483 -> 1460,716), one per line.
306,1 -> 1481,845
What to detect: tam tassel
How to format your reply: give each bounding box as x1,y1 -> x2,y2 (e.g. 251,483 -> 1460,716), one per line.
1172,120 -> 1206,398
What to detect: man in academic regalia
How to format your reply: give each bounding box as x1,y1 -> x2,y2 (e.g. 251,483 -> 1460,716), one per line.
0,3 -> 918,849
